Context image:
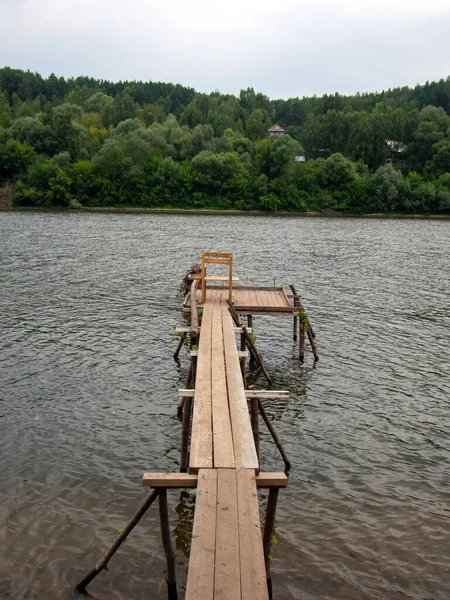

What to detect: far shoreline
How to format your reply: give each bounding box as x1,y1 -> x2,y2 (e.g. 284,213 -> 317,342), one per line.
80,207 -> 450,220
3,206 -> 450,220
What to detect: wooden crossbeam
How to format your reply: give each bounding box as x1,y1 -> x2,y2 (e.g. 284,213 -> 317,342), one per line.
177,389 -> 289,398
188,274 -> 240,281
175,326 -> 253,334
190,350 -> 249,358
234,305 -> 297,314
142,472 -> 288,488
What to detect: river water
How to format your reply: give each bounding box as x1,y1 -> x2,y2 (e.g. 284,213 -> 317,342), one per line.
0,211 -> 449,600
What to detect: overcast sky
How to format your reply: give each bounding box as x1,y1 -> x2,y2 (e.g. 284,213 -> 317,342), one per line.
1,0 -> 449,99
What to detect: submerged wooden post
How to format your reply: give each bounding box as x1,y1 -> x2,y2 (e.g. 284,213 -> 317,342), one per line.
299,320 -> 305,363
263,488 -> 280,600
159,489 -> 178,600
180,396 -> 192,472
258,400 -> 291,470
74,489 -> 159,594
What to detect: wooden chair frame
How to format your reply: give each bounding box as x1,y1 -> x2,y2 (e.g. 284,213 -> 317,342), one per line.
201,252 -> 233,302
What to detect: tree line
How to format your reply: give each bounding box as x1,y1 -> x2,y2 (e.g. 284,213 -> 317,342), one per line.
0,67 -> 449,213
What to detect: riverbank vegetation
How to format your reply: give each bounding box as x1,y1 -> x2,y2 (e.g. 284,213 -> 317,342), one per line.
0,67 -> 449,213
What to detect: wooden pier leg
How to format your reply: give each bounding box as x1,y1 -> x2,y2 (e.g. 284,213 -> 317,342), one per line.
240,332 -> 246,387
191,355 -> 198,386
250,397 -> 260,461
263,488 -> 280,600
159,489 -> 178,600
173,333 -> 186,360
74,489 -> 159,594
190,280 -> 199,346
307,326 -> 319,362
293,313 -> 297,341
299,320 -> 305,363
258,400 -> 291,470
177,357 -> 193,416
180,396 -> 192,473
248,315 -> 255,364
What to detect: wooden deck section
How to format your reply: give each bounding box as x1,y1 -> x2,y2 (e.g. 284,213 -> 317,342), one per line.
184,285 -> 298,317
185,469 -> 268,600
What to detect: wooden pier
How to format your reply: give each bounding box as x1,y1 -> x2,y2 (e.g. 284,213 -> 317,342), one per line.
75,252 -> 318,599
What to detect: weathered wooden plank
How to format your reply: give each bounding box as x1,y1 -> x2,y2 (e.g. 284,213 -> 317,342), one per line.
175,326 -> 252,334
179,389 -> 288,398
185,469 -> 218,600
234,305 -> 297,314
189,300 -> 213,472
222,306 -> 259,471
237,469 -> 269,600
142,473 -> 198,487
142,472 -> 288,488
280,286 -> 293,307
190,350 -> 249,358
249,288 -> 259,308
211,298 -> 235,469
188,274 -> 240,281
214,469 -> 240,599
245,390 -> 289,398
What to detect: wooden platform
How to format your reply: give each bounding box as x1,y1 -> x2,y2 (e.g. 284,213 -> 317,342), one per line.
184,285 -> 297,316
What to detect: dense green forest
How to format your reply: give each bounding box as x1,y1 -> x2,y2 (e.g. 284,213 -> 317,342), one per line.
1,66 -> 449,213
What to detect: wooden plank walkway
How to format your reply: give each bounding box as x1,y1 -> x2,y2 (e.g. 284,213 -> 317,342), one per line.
190,291 -> 259,473
186,289 -> 269,599
75,256 -> 296,599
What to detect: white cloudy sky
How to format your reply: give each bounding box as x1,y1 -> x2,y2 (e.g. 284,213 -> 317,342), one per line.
1,0 -> 449,99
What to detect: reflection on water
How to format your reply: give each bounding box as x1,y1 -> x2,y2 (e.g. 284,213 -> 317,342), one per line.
0,211 -> 449,599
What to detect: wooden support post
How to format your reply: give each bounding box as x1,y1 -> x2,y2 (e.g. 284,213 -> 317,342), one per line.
290,283 -> 318,362
299,320 -> 305,363
180,396 -> 192,473
74,489 -> 159,594
258,400 -> 291,470
247,314 -> 254,364
177,357 -> 193,415
190,280 -> 199,346
226,301 -> 272,385
289,283 -> 316,338
292,292 -> 299,342
240,332 -> 246,387
173,332 -> 186,360
250,397 -> 260,461
191,355 -> 198,386
309,332 -> 319,363
159,489 -> 178,600
263,488 -> 280,600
